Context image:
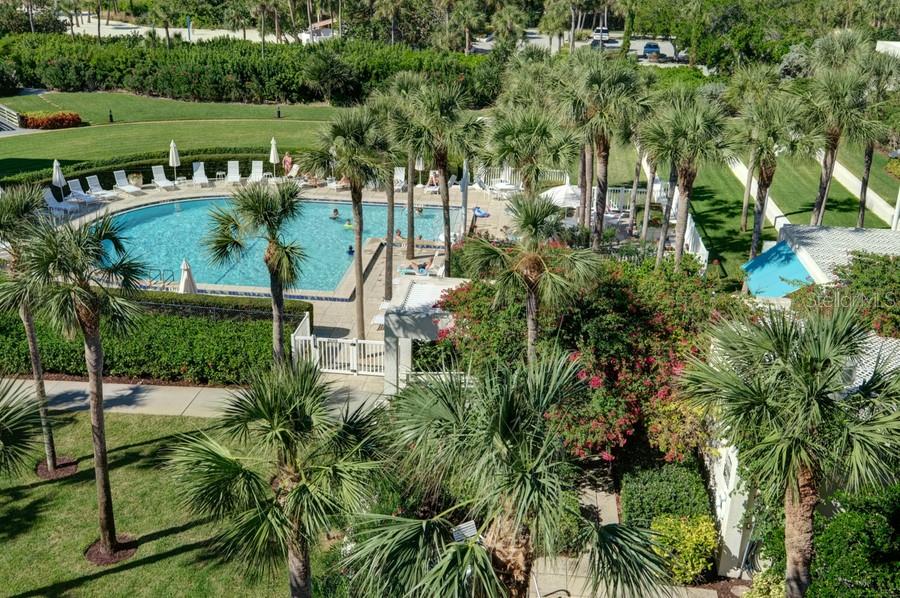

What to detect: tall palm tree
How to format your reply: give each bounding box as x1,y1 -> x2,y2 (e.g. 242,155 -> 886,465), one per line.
346,354 -> 670,597
614,0 -> 638,56
639,86 -> 732,271
0,185 -> 58,474
223,0 -> 253,40
856,51 -> 899,227
205,182 -> 305,362
681,306 -> 900,598
565,53 -> 640,249
404,82 -> 484,274
490,4 -> 528,50
14,215 -> 146,558
169,361 -> 379,598
462,195 -> 602,363
485,107 -> 577,196
0,380 -> 43,477
451,0 -> 484,55
301,107 -> 390,340
735,92 -> 818,266
372,0 -> 401,44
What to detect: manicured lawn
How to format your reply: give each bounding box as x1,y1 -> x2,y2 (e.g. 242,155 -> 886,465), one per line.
0,120 -> 325,179
837,141 -> 899,206
0,91 -> 339,125
768,156 -> 889,228
0,411 -> 340,596
689,163 -> 776,280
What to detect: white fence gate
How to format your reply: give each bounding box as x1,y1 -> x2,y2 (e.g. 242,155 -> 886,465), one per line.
291,314 -> 385,376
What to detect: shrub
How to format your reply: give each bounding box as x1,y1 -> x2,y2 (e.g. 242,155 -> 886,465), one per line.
745,569 -> 785,598
18,110 -> 82,129
620,463 -> 711,527
651,514 -> 718,584
132,289 -> 313,323
411,339 -> 459,372
886,158 -> 900,180
0,59 -> 17,95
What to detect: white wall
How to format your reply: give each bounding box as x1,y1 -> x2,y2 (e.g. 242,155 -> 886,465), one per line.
705,440 -> 754,578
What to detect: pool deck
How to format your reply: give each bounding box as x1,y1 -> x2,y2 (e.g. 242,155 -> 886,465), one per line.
69,180 -> 515,340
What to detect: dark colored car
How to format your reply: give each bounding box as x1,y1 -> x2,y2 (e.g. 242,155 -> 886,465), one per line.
643,42 -> 661,57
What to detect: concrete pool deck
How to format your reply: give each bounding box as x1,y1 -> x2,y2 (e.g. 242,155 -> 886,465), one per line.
67,179 -> 515,340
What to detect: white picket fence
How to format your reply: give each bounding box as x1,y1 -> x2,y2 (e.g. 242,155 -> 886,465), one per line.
291,314 -> 385,376
476,166 -> 568,189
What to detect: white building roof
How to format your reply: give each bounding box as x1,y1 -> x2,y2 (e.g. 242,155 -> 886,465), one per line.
780,225 -> 900,283
850,333 -> 900,388
876,41 -> 900,58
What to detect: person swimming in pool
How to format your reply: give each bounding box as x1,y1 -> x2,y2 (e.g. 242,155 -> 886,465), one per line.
330,208 -> 340,220
415,206 -> 423,215
344,219 -> 353,229
347,245 -> 355,256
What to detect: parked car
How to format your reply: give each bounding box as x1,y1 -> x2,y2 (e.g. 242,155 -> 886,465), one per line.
592,27 -> 609,41
643,41 -> 661,57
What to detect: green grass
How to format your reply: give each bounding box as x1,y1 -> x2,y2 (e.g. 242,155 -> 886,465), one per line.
0,412 -> 341,596
768,156 -> 889,228
0,91 -> 339,125
0,120 -> 326,179
837,141 -> 899,207
689,163 -> 776,280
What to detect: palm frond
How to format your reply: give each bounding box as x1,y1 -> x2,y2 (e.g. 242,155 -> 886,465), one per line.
0,380 -> 42,476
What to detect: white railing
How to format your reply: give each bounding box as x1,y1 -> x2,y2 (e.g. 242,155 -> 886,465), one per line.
291,314 -> 385,376
475,166 -> 568,189
685,212 -> 710,267
0,104 -> 19,130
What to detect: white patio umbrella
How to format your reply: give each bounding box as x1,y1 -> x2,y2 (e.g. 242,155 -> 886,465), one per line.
168,140 -> 181,179
269,137 -> 279,177
178,258 -> 198,294
415,155 -> 425,185
51,159 -> 66,201
540,184 -> 581,209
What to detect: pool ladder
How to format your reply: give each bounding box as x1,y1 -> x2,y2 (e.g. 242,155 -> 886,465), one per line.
146,268 -> 176,291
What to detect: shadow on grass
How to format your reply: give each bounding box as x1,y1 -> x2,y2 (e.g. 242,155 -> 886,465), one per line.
0,496 -> 49,543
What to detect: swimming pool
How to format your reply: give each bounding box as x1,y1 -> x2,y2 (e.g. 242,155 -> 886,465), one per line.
112,198 -> 456,291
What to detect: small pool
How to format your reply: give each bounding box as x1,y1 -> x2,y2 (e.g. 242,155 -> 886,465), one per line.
112,198 -> 455,291
742,241 -> 813,298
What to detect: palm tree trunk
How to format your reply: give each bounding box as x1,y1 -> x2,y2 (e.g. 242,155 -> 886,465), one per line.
620,10 -> 633,56
465,28 -> 470,55
857,141 -> 874,228
82,323 -> 118,555
591,137 -> 610,251
740,151 -> 754,232
27,0 -> 35,32
384,180 -> 395,301
578,145 -> 586,224
287,539 -> 312,598
164,23 -> 170,49
583,144 -> 593,228
484,513 -> 534,597
655,164 -> 676,270
20,302 -> 57,472
351,187 -> 366,340
640,162 -> 656,241
784,467 -> 818,598
811,138 -> 838,225
672,170 -> 696,272
627,150 -> 642,237
568,5 -> 576,52
406,153 -> 416,260
390,13 -> 396,44
748,164 -> 773,262
269,268 -> 286,362
436,155 -> 452,276
525,287 -> 538,364
96,0 -> 101,40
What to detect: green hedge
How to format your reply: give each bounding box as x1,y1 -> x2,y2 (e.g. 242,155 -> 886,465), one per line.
620,463 -> 711,527
0,290 -> 312,385
0,34 -> 497,107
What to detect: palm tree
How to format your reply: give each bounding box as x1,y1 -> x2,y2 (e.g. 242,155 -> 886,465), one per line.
615,0 -> 638,56
346,353 -> 670,597
372,0 -> 401,44
205,182 -> 305,362
0,185 -> 60,474
856,51 -> 899,227
0,380 -> 43,477
462,195 -> 602,363
151,0 -> 179,48
639,86 -> 732,271
681,306 -> 900,598
565,53 -> 640,249
223,0 -> 253,40
451,0 -> 484,55
301,108 -> 390,340
490,4 -> 528,50
14,215 -> 146,558
538,0 -> 568,52
169,361 -> 379,598
485,107 -> 577,197
404,82 -> 484,274
735,92 -> 818,266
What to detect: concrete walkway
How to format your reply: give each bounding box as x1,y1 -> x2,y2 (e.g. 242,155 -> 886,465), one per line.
24,374 -> 385,419
828,153 -> 898,228
726,159 -> 791,231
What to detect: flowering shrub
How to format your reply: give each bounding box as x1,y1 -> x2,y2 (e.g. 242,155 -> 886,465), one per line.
651,514 -> 718,584
19,110 -> 82,129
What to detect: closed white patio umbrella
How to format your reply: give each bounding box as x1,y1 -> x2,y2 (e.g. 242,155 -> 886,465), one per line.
540,184 -> 581,209
168,140 -> 181,179
269,137 -> 279,178
415,155 -> 425,186
51,159 -> 66,201
178,258 -> 198,294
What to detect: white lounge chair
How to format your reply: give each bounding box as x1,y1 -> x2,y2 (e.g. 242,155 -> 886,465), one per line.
393,167 -> 406,192
247,161 -> 264,183
86,175 -> 118,200
113,170 -> 142,195
192,162 -> 210,187
151,165 -> 176,190
226,161 -> 242,185
65,179 -> 96,202
43,188 -> 80,216
327,176 -> 350,190
284,164 -> 300,180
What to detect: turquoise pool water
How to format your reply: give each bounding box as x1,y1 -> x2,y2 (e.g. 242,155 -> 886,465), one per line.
742,241 -> 813,298
112,198 -> 455,290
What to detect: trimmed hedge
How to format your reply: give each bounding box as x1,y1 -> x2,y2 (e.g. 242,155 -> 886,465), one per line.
19,110 -> 82,129
0,290 -> 313,385
620,463 -> 711,527
651,514 -> 718,584
0,34 -> 498,107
